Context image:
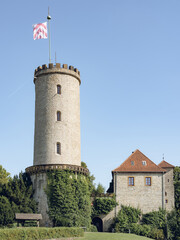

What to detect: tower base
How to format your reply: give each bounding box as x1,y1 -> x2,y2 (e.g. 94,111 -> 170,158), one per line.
26,164 -> 89,227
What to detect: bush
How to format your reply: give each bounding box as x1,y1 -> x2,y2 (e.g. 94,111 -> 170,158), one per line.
142,208 -> 166,229
130,223 -> 151,237
130,223 -> 164,240
24,220 -> 38,227
92,196 -> 117,216
114,205 -> 141,233
87,225 -> 98,232
0,227 -> 84,240
151,228 -> 164,240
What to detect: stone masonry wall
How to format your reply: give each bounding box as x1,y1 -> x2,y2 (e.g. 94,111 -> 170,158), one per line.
164,168 -> 175,211
30,173 -> 51,227
33,66 -> 81,166
114,172 -> 163,213
101,209 -> 115,232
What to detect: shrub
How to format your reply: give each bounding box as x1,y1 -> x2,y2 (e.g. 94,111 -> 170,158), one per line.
130,223 -> 164,240
92,196 -> 117,216
87,225 -> 98,232
130,223 -> 151,237
0,227 -> 84,240
114,205 -> 141,233
151,228 -> 164,240
141,208 -> 167,238
142,208 -> 166,229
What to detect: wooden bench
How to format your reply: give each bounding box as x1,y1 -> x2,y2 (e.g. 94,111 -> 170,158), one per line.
15,213 -> 42,227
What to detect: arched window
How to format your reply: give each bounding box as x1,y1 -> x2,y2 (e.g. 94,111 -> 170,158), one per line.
57,142 -> 61,154
57,111 -> 61,121
57,85 -> 61,94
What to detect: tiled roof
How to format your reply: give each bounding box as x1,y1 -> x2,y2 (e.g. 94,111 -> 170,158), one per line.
113,149 -> 165,173
158,160 -> 175,169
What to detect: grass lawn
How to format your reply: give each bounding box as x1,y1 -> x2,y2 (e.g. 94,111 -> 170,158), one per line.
81,232 -> 153,240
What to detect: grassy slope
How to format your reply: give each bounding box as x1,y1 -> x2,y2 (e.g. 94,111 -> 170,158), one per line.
82,232 -> 153,240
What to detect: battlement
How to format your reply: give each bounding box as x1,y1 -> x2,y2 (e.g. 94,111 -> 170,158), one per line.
34,63 -> 81,84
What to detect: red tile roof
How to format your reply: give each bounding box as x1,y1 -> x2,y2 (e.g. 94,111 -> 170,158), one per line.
158,160 -> 175,169
113,149 -> 165,173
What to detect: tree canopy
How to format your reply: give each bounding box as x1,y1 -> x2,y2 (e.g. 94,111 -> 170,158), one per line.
0,167 -> 37,226
0,165 -> 10,186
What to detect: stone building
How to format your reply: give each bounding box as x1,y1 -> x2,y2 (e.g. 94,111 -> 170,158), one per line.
97,149 -> 175,232
26,63 -> 88,226
158,160 -> 175,212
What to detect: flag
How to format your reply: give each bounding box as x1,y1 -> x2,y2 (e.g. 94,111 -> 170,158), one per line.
33,22 -> 48,40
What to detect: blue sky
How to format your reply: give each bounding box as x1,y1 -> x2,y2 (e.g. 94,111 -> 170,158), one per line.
0,0 -> 180,189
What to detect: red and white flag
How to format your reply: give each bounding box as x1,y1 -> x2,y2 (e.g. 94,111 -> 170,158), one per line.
33,22 -> 48,40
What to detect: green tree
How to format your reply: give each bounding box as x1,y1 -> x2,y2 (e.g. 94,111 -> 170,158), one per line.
167,209 -> 180,240
81,161 -> 87,168
96,183 -> 105,194
92,183 -> 106,196
0,165 -> 11,192
0,196 -> 14,226
3,172 -> 37,214
174,167 -> 180,213
172,166 -> 180,239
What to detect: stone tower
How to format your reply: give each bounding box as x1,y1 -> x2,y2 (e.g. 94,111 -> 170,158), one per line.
26,63 -> 88,226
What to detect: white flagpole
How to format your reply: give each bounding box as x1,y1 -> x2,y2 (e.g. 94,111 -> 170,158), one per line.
47,7 -> 51,63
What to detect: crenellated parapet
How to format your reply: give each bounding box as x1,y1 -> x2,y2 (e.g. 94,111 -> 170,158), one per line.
34,63 -> 81,84
26,164 -> 89,175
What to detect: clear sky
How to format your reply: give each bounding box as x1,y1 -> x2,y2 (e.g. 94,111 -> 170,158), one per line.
1,0 -> 180,190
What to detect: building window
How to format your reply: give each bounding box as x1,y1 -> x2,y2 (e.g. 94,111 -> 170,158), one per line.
57,142 -> 61,154
145,177 -> 151,186
128,177 -> 134,186
57,85 -> 61,94
165,192 -> 167,196
142,161 -> 147,166
57,111 -> 61,121
165,199 -> 168,203
131,161 -> 134,166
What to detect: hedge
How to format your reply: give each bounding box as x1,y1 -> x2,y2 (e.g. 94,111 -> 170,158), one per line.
0,227 -> 84,240
130,223 -> 164,240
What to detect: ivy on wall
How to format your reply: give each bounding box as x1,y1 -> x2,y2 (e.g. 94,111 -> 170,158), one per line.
92,195 -> 118,217
45,170 -> 92,228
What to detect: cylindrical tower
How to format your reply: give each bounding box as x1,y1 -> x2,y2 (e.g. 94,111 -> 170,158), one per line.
26,63 -> 88,226
33,63 -> 81,166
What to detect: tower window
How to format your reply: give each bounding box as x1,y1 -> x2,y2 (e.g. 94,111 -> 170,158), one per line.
145,177 -> 151,186
57,142 -> 61,154
128,177 -> 134,186
57,111 -> 61,121
57,85 -> 61,94
131,161 -> 134,166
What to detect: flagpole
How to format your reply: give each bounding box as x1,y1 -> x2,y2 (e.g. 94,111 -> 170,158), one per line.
47,7 -> 51,63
